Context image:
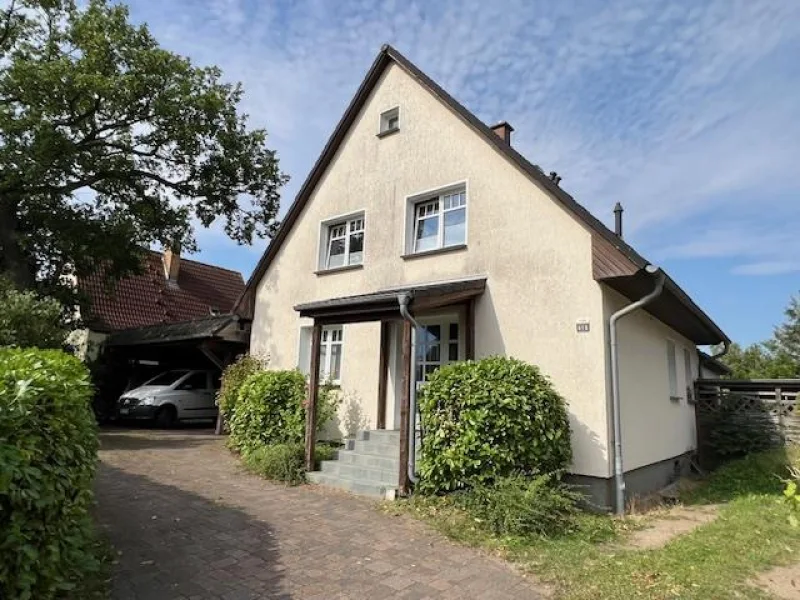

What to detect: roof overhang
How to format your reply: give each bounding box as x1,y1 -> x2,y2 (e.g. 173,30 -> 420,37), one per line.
295,277 -> 486,324
105,315 -> 249,347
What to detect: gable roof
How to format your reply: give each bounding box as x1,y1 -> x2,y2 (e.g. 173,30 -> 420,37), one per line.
79,250 -> 245,333
234,44 -> 729,346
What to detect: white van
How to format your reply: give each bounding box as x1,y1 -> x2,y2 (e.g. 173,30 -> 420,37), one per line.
117,370 -> 220,427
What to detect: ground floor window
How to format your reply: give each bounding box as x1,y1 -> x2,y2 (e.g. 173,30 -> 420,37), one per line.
298,325 -> 344,384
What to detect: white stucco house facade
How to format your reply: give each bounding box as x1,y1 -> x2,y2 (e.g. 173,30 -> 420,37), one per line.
234,45 -> 730,510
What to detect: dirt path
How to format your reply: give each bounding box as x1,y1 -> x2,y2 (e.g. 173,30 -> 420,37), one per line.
625,504 -> 720,550
95,427 -> 545,599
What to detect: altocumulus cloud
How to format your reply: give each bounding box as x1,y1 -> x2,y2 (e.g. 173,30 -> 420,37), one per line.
124,0 -> 800,276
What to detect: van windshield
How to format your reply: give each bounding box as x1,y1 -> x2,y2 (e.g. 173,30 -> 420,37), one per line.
143,370 -> 190,387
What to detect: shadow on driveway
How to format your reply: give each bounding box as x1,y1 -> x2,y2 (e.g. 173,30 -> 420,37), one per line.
94,464 -> 289,599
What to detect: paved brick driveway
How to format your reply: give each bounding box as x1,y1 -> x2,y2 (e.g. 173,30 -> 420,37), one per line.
95,428 -> 544,600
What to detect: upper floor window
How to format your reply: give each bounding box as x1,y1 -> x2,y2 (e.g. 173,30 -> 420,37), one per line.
379,107 -> 399,136
413,189 -> 467,253
321,214 -> 364,270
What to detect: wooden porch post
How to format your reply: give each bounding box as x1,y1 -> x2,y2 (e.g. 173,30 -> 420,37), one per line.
465,299 -> 475,360
304,323 -> 322,472
376,321 -> 391,430
398,319 -> 412,495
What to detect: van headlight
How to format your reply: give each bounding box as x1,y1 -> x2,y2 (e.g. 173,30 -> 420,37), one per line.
139,396 -> 157,405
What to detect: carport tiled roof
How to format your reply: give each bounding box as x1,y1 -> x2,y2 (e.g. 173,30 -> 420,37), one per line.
79,251 -> 245,333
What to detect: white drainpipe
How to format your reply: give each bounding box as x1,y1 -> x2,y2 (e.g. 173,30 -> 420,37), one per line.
398,293 -> 421,486
609,265 -> 666,514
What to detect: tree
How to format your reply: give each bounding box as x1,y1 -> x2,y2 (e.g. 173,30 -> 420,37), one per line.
771,293 -> 800,365
0,278 -> 68,348
0,0 -> 287,301
721,342 -> 798,380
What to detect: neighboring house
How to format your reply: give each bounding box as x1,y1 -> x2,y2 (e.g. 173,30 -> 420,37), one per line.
234,45 -> 730,510
73,248 -> 247,367
699,350 -> 733,379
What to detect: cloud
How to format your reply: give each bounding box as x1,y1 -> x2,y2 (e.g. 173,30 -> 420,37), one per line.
122,0 -> 800,278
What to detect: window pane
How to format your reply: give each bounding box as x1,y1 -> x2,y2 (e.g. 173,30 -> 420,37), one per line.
327,238 -> 346,268
330,344 -> 342,381
415,365 -> 424,383
449,342 -> 459,361
425,344 -> 440,363
667,341 -> 678,397
443,208 -> 466,246
449,323 -> 459,342
426,325 -> 441,342
348,231 -> 364,265
415,216 -> 439,252
424,365 -> 438,378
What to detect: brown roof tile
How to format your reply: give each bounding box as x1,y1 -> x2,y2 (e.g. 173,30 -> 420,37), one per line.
79,251 -> 244,333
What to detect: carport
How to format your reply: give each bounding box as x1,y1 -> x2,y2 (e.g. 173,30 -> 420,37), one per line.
94,315 -> 249,428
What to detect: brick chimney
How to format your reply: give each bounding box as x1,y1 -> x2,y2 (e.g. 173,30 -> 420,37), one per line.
163,246 -> 181,281
490,121 -> 514,144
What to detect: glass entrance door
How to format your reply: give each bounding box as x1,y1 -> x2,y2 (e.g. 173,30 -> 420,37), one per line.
415,319 -> 460,389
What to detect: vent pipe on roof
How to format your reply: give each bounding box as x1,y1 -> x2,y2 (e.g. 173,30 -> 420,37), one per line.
613,202 -> 624,238
490,121 -> 514,144
549,171 -> 562,186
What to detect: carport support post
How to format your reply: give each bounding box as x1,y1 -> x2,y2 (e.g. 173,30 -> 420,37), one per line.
305,323 -> 322,472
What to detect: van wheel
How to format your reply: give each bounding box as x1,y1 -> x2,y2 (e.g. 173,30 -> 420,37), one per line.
155,405 -> 177,429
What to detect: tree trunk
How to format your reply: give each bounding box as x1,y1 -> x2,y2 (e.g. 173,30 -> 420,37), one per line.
0,197 -> 34,289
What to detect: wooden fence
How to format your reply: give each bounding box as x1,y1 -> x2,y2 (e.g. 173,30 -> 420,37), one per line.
694,379 -> 800,468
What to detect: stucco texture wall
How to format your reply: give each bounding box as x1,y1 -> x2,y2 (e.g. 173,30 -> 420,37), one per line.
603,287 -> 699,473
251,63 -> 610,477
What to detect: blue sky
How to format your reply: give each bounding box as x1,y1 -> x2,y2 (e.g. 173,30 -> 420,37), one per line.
124,0 -> 800,346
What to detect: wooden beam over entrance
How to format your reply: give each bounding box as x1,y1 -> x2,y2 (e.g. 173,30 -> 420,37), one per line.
465,299 -> 475,360
377,321 -> 391,430
304,323 -> 322,472
398,319 -> 412,495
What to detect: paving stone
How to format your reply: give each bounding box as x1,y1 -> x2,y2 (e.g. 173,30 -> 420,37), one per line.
95,427 -> 544,599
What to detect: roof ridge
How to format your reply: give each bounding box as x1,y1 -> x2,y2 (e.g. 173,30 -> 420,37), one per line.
145,248 -> 244,278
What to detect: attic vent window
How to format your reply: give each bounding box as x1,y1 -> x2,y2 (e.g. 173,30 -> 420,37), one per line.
378,107 -> 400,137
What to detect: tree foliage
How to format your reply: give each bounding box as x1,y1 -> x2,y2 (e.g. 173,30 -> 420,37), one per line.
771,293 -> 800,367
0,277 -> 69,348
721,342 -> 798,380
0,0 -> 286,300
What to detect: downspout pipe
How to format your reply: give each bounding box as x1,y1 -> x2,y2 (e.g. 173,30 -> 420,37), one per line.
609,265 -> 666,515
398,293 -> 421,486
710,340 -> 730,360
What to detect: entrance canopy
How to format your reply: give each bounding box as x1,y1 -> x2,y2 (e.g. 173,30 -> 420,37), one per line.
294,276 -> 486,324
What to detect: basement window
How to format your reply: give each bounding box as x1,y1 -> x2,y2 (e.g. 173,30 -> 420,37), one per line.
378,107 -> 400,136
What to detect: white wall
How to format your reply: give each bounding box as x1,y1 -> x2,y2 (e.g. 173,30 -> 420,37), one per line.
603,287 -> 699,472
251,62 -> 610,477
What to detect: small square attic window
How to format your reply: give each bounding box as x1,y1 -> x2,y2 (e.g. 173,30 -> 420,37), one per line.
378,107 -> 399,136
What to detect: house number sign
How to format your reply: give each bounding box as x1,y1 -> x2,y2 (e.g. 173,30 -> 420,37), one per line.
576,320 -> 590,333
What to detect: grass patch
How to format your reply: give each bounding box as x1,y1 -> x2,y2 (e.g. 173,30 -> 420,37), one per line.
390,447 -> 800,599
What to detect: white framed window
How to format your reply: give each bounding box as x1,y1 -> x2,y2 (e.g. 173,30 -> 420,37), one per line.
320,214 -> 364,270
667,339 -> 679,401
379,106 -> 400,135
412,189 -> 467,253
298,325 -> 344,384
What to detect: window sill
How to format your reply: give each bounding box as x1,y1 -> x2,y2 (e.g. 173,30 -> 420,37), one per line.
376,127 -> 400,139
669,396 -> 682,403
401,244 -> 467,260
314,264 -> 364,276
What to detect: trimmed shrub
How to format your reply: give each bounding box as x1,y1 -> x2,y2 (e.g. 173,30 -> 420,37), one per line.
0,278 -> 69,349
418,356 -> 572,494
228,369 -> 307,454
242,443 -> 340,485
456,474 -> 582,537
0,348 -> 100,599
217,354 -> 268,426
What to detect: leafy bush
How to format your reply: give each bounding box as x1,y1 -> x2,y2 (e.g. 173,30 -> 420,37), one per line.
418,356 -> 572,494
228,370 -> 307,454
217,354 -> 268,425
785,461 -> 800,527
228,368 -> 342,454
0,348 -> 100,599
0,278 -> 69,349
701,400 -> 778,467
242,442 -> 339,485
457,474 -> 582,537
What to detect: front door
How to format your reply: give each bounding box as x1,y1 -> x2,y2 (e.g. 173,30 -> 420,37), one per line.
415,318 -> 461,389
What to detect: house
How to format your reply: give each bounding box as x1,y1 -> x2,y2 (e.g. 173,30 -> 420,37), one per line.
234,45 -> 730,511
73,248 -> 248,378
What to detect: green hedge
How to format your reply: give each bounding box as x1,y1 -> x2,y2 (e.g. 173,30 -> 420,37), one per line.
418,356 -> 572,494
228,369 -> 308,454
217,354 -> 267,427
0,348 -> 100,599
